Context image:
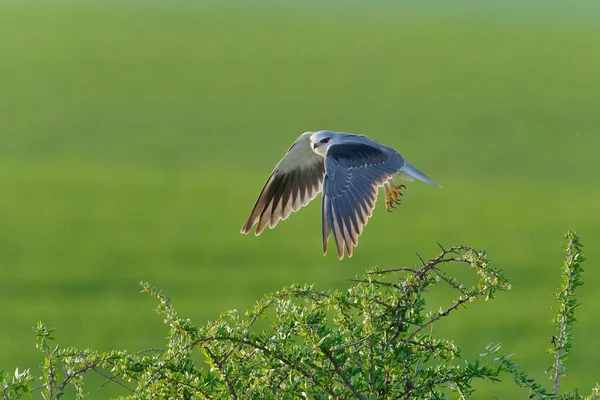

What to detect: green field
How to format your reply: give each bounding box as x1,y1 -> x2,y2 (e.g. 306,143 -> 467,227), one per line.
1,1 -> 599,397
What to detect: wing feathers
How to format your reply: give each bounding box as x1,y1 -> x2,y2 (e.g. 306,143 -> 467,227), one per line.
330,202 -> 345,260
241,132 -> 325,235
323,142 -> 405,260
321,193 -> 331,255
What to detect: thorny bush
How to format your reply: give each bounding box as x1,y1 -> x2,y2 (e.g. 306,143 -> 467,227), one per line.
1,231 -> 597,399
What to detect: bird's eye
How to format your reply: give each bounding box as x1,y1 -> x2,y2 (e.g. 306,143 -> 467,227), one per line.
320,138 -> 330,144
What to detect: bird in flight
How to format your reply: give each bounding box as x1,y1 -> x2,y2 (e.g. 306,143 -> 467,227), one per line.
240,130 -> 439,260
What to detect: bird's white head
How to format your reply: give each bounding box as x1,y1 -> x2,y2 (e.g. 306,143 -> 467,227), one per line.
309,130 -> 341,157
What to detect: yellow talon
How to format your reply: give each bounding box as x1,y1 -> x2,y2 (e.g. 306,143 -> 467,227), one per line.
385,183 -> 405,212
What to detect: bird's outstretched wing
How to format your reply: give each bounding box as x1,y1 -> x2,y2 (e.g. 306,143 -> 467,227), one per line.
241,132 -> 325,235
322,142 -> 405,259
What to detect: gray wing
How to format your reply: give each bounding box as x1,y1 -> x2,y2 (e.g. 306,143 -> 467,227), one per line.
241,132 -> 325,235
322,142 -> 405,259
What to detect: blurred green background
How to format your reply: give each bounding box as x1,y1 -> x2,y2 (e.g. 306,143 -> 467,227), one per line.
1,1 -> 599,397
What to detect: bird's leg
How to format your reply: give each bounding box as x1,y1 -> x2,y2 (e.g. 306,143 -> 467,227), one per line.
384,180 -> 406,212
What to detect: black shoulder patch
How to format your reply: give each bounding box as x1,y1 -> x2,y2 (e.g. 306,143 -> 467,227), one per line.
328,143 -> 385,163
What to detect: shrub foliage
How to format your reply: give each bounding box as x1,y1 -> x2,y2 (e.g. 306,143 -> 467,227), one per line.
1,231 -> 597,399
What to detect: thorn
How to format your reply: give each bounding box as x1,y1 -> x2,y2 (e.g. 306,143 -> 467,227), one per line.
437,242 -> 445,252
415,252 -> 426,266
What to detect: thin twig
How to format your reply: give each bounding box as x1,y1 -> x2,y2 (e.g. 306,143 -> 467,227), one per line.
415,252 -> 427,266
94,368 -> 134,392
205,348 -> 238,400
406,290 -> 482,342
330,334 -> 374,352
322,349 -> 367,400
368,267 -> 418,275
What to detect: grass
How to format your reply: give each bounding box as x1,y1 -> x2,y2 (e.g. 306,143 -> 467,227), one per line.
1,1 -> 599,397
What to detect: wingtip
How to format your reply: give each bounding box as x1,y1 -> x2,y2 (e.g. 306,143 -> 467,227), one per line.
323,244 -> 349,261
240,222 -> 266,236
240,220 -> 252,235
241,219 -> 265,236
323,242 -> 354,260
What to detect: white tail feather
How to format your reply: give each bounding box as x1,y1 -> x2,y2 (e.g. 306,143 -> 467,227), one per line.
401,163 -> 439,187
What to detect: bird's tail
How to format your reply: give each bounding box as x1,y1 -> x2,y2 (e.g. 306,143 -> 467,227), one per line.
401,162 -> 440,187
